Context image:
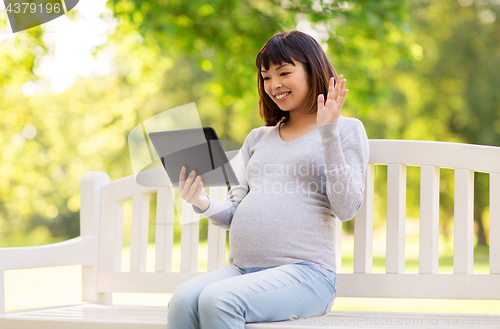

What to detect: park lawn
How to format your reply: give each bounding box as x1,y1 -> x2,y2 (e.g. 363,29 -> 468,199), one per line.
4,236 -> 499,314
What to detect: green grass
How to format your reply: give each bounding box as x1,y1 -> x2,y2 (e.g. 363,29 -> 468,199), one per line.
4,238 -> 499,314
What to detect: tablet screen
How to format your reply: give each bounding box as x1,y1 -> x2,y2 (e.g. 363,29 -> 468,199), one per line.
148,127 -> 239,188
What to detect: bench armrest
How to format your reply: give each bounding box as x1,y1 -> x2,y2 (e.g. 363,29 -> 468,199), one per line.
0,236 -> 97,271
0,236 -> 98,315
0,171 -> 111,314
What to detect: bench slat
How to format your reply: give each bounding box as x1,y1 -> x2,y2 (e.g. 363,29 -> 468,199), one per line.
334,218 -> 342,273
419,166 -> 440,274
386,164 -> 407,274
0,271 -> 4,315
246,310 -> 500,328
1,304 -> 169,329
96,271 -> 500,300
207,186 -> 228,272
130,194 -> 150,273
491,173 -> 500,274
369,140 -> 500,174
207,220 -> 227,272
337,273 -> 500,299
353,164 -> 374,274
101,169 -> 163,205
99,202 -> 124,272
453,169 -> 474,274
98,272 -> 202,293
180,199 -> 200,272
155,187 -> 175,273
80,172 -> 110,304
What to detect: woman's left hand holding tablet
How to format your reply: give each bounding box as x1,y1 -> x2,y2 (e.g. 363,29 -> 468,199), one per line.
316,74 -> 348,125
178,166 -> 210,213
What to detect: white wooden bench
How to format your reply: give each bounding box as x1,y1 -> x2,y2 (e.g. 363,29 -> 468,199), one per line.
1,139 -> 500,329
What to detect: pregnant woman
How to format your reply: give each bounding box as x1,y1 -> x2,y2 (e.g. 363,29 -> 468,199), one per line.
166,29 -> 370,329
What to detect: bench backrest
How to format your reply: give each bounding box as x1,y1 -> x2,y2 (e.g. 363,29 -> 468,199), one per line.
83,140 -> 500,300
339,140 -> 500,300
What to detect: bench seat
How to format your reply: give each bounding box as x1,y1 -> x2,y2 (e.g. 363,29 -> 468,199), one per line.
3,305 -> 499,329
0,304 -> 168,329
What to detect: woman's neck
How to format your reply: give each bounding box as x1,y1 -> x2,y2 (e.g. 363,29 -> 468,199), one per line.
283,112 -> 317,129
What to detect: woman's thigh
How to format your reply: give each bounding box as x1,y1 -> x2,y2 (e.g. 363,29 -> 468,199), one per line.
168,264 -> 242,308
198,262 -> 337,323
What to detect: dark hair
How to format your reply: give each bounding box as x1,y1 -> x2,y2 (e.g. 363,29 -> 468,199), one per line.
255,30 -> 338,126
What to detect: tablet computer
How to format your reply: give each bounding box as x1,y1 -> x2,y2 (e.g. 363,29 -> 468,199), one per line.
148,127 -> 239,188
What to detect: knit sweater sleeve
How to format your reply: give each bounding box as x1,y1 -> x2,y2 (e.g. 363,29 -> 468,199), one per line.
317,119 -> 370,221
190,129 -> 256,230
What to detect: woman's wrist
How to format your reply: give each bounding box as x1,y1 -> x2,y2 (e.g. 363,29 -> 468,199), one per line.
194,193 -> 211,213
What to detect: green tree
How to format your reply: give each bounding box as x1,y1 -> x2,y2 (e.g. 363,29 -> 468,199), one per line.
378,0 -> 500,246
1,0 -> 414,246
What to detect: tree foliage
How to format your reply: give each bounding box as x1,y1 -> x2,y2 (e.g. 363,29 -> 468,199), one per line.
1,0 -> 498,247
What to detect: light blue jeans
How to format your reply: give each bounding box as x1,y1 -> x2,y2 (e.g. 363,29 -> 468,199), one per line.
166,261 -> 337,329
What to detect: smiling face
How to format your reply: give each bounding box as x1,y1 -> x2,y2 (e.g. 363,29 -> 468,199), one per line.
261,59 -> 311,115
255,31 -> 339,126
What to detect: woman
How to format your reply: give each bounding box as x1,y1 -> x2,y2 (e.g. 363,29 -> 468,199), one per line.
167,30 -> 370,329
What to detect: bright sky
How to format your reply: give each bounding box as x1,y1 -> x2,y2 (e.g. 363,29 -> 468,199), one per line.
1,0 -> 117,94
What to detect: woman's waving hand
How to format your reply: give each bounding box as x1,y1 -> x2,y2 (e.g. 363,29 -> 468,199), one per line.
316,74 -> 348,125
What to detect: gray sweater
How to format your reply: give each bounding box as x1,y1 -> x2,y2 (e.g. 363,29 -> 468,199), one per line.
193,115 -> 370,272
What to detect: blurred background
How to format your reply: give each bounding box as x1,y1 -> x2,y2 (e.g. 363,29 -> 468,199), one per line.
1,0 -> 500,313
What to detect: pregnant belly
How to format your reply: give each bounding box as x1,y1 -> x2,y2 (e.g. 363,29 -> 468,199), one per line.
230,192 -> 291,229
228,192 -> 334,249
